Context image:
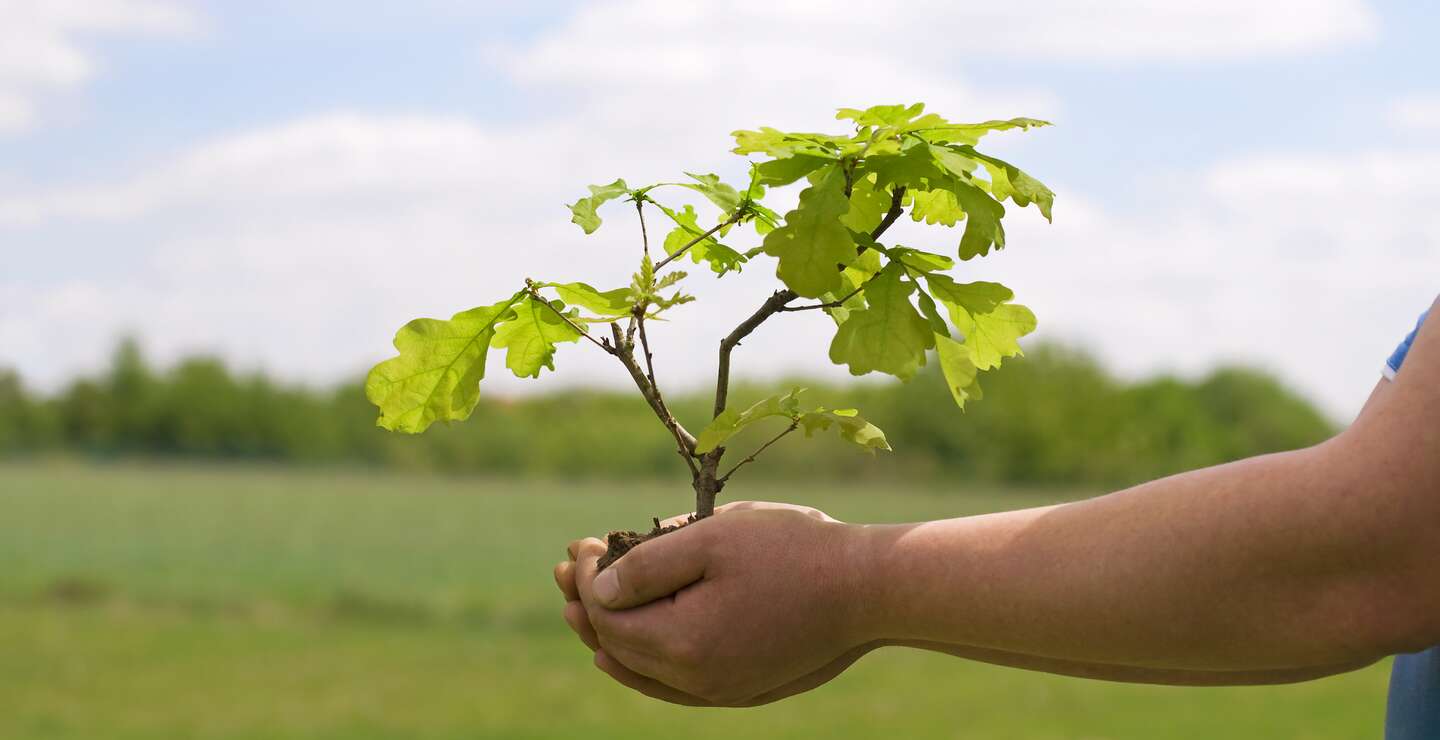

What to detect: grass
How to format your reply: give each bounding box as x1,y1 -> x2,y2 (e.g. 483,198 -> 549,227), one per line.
0,461 -> 1390,739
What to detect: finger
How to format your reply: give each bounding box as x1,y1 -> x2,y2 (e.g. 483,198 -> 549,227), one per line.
563,600 -> 600,651
572,537 -> 611,609
567,538 -> 585,561
574,538 -> 681,653
589,524 -> 710,610
554,561 -> 579,601
594,649 -> 712,707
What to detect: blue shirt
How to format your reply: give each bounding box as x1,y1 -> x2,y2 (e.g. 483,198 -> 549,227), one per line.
1385,308 -> 1433,740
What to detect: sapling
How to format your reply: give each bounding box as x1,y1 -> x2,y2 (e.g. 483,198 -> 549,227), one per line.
365,103 -> 1053,566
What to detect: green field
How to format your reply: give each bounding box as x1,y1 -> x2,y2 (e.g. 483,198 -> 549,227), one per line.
0,462 -> 1389,739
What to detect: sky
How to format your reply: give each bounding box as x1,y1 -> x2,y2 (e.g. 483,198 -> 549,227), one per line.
2,0 -> 1438,420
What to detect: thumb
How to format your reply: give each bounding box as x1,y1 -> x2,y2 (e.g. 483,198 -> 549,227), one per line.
592,524 -> 709,610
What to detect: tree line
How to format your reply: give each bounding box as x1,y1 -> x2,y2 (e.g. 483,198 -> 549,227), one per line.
0,339 -> 1336,488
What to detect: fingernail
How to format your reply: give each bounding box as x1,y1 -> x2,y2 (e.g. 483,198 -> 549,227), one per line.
594,569 -> 620,605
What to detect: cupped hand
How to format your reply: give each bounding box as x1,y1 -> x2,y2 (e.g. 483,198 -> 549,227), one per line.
553,501 -> 876,706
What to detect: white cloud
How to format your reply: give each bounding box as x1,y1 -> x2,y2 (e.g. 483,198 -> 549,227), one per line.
0,0 -> 197,135
975,153 -> 1439,418
1389,94 -> 1440,132
506,0 -> 1378,79
1,0 -> 1427,422
0,91 -> 34,133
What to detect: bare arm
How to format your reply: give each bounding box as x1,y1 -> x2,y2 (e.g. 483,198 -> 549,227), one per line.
853,298 -> 1440,671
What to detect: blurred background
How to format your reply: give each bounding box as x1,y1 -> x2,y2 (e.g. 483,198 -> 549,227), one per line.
2,1 -> 1437,738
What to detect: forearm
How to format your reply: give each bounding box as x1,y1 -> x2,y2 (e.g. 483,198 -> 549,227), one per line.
887,639 -> 1373,686
850,435 -> 1440,672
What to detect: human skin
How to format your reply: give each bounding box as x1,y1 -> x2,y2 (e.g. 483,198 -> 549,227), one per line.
555,296 -> 1440,708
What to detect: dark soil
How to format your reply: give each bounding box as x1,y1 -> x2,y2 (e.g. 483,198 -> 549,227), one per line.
596,515 -> 698,571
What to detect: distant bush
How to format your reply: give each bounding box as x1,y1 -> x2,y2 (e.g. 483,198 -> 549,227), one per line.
0,339 -> 1335,488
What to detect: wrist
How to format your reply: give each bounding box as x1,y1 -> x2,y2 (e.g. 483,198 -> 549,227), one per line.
835,521 -> 903,647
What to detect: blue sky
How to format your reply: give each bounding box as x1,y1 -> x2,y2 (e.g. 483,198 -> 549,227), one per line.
3,0 -> 1438,418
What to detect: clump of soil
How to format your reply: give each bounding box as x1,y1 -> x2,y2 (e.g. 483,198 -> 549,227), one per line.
596,515 -> 699,571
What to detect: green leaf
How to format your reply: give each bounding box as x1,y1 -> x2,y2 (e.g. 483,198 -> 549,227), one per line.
680,172 -> 743,214
839,174 -> 891,234
915,289 -> 951,336
908,187 -> 964,227
732,128 -> 843,158
552,282 -> 634,317
753,155 -> 831,187
835,103 -> 928,129
798,408 -> 891,451
695,390 -> 804,453
834,103 -> 955,146
828,264 -> 933,379
952,302 -> 1037,371
917,117 -> 1052,146
924,275 -> 1013,315
890,246 -> 954,273
941,176 -> 1008,260
934,334 -> 981,409
567,179 -> 629,234
864,143 -> 948,191
366,294 -> 523,434
762,164 -> 856,298
659,203 -> 747,275
959,146 -> 1055,222
490,295 -> 584,379
823,269 -> 865,326
929,144 -> 980,178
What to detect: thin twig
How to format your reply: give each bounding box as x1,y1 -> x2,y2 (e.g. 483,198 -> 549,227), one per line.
526,286 -> 613,354
713,289 -> 797,418
654,211 -> 745,272
637,312 -> 659,388
637,201 -> 650,261
720,421 -> 799,482
634,312 -> 694,475
608,323 -> 700,476
778,276 -> 873,312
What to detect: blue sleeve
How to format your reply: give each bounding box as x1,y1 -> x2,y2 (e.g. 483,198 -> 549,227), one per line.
1386,310 -> 1430,379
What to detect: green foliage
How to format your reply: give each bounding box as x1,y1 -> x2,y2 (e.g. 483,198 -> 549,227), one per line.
0,339 -> 1336,488
364,103 -> 1059,498
366,295 -> 523,433
491,296 -> 584,379
761,164 -> 857,298
828,264 -> 934,380
552,282 -> 633,318
694,389 -> 888,454
567,178 -> 630,234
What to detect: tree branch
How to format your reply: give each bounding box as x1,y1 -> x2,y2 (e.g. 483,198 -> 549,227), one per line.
655,210 -> 745,272
609,323 -> 700,476
867,186 -> 906,244
711,186 -> 908,414
636,311 -> 660,390
525,285 -> 613,355
713,289 -> 798,419
719,421 -> 798,483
